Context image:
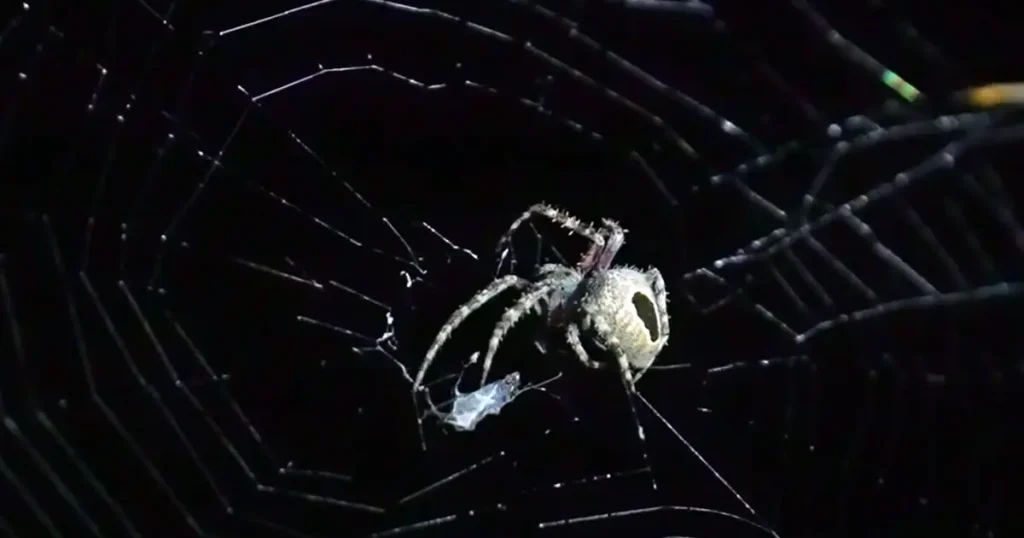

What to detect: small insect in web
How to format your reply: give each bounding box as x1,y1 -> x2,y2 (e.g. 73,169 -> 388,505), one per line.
420,358 -> 563,433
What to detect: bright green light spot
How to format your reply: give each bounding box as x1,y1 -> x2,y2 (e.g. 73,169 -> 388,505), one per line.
882,70 -> 922,102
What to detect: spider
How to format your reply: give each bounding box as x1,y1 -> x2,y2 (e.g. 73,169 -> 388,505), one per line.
411,203 -> 670,398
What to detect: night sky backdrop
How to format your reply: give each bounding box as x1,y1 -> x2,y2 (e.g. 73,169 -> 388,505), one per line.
1,1 -> 1022,537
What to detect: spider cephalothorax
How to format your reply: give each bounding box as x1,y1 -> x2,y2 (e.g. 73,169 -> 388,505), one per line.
411,203 -> 670,396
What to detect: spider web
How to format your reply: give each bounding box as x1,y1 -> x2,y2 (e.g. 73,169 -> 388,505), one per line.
1,1 -> 1021,538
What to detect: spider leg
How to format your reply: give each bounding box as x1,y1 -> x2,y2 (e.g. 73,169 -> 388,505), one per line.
614,349 -> 636,392
413,274 -> 529,392
497,203 -> 607,259
634,267 -> 669,384
565,322 -> 607,370
478,277 -> 559,387
537,263 -> 567,276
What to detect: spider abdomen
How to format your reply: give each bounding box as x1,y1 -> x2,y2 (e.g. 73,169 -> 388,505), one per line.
578,267 -> 668,372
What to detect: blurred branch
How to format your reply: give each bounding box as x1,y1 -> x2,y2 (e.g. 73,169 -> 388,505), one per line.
615,0 -> 714,16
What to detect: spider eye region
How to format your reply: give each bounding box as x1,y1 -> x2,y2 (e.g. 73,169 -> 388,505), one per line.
631,292 -> 659,341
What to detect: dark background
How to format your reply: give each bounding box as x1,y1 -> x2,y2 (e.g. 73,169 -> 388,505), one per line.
1,1 -> 1022,537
